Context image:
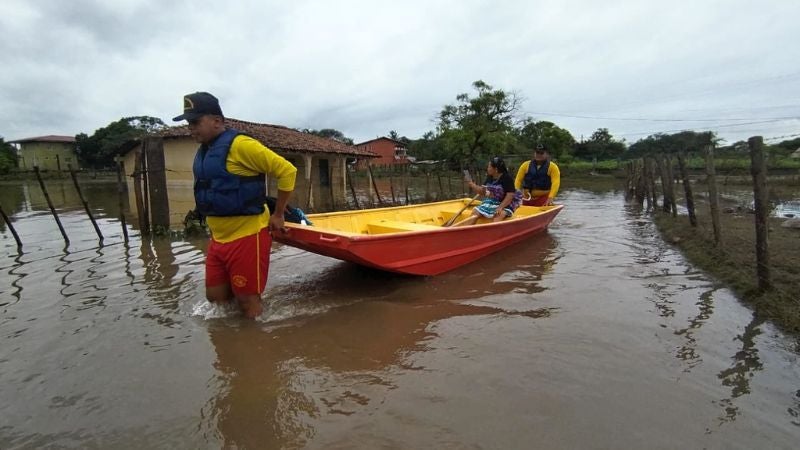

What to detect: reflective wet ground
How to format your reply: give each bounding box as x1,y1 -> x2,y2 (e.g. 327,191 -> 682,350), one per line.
1,182 -> 799,449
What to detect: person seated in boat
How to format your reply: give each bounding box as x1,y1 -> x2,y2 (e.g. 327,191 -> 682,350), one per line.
451,156 -> 522,227
514,143 -> 560,206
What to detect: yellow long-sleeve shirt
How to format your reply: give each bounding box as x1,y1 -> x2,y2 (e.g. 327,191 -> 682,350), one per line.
514,160 -> 561,200
205,134 -> 297,243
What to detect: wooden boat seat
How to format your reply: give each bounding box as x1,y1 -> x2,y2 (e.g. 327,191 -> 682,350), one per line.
367,220 -> 443,234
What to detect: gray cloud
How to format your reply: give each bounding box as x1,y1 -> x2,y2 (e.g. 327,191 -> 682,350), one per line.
2,0 -> 799,146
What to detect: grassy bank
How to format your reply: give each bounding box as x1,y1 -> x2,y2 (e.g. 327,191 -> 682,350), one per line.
652,200 -> 800,336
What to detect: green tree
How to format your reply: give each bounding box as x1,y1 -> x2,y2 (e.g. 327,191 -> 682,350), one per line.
437,80 -> 521,168
407,131 -> 444,161
76,116 -> 167,169
627,131 -> 715,159
775,137 -> 800,153
573,128 -> 626,161
516,118 -> 575,160
0,137 -> 18,174
302,128 -> 354,145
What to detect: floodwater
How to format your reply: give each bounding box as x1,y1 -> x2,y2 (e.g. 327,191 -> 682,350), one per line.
1,180 -> 799,449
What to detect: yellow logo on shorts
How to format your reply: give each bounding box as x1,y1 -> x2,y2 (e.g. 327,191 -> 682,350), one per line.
232,275 -> 248,287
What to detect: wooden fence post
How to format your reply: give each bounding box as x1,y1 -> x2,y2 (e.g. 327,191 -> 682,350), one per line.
366,163 -> 384,205
448,173 -> 453,198
144,138 -> 170,230
636,159 -> 647,207
676,151 -> 697,226
141,142 -> 151,228
34,166 -> 69,245
346,169 -> 360,209
389,170 -> 397,205
624,161 -> 633,201
642,159 -> 652,210
306,179 -> 314,211
0,203 -> 23,248
646,157 -> 658,211
704,144 -> 721,244
748,136 -> 770,291
404,167 -> 411,205
664,155 -> 677,217
656,155 -> 671,213
68,164 -> 104,241
328,164 -> 336,211
424,172 -> 432,201
133,147 -> 150,235
116,161 -> 129,243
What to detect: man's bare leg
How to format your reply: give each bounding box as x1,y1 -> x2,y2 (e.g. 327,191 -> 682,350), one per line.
206,284 -> 234,304
237,294 -> 263,319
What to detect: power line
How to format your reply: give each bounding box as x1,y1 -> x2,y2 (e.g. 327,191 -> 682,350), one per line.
526,111 -> 800,123
764,133 -> 800,142
616,119 -> 797,138
590,71 -> 800,113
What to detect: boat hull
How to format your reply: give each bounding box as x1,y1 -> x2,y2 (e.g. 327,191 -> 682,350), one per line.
276,202 -> 562,276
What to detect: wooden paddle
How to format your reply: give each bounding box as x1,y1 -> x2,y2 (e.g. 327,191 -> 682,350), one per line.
442,194 -> 481,227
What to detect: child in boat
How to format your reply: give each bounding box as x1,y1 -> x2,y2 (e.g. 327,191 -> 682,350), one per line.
451,157 -> 521,227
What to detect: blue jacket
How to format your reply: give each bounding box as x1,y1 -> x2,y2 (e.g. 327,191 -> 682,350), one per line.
192,128 -> 266,217
522,159 -> 552,191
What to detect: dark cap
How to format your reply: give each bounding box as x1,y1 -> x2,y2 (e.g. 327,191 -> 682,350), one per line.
535,143 -> 548,153
172,92 -> 223,121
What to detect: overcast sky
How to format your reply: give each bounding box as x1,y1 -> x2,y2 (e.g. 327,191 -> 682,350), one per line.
2,0 -> 799,146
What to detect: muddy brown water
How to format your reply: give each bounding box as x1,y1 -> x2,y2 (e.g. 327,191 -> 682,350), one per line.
1,181 -> 799,449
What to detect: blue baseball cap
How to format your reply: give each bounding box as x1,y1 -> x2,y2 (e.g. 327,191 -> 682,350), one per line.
172,92 -> 223,121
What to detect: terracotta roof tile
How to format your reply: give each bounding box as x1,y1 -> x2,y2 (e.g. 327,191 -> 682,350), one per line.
9,135 -> 76,144
355,136 -> 407,147
158,118 -> 377,158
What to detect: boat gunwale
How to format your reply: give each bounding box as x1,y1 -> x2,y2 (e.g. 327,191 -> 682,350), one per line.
281,204 -> 564,241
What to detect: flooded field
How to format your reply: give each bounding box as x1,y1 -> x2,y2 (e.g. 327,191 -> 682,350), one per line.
1,180 -> 799,449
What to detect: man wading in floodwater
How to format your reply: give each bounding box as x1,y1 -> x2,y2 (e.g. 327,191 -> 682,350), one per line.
173,92 -> 297,319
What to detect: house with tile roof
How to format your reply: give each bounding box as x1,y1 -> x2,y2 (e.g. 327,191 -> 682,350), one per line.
354,137 -> 410,168
8,135 -> 78,171
120,118 -> 377,226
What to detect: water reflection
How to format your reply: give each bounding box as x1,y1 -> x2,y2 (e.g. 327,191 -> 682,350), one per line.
0,255 -> 26,307
134,237 -> 208,330
202,234 -> 561,447
716,316 -> 765,423
674,287 -> 718,370
622,195 -> 774,429
774,200 -> 800,218
440,233 -> 560,299
716,187 -> 800,218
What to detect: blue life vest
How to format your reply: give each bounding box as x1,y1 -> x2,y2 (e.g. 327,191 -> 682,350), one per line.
522,159 -> 552,191
192,128 -> 266,217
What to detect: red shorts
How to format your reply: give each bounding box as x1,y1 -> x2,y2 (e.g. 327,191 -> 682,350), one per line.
522,196 -> 549,206
205,228 -> 271,296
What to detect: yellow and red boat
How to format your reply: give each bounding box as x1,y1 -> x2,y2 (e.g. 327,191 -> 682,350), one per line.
276,198 -> 563,276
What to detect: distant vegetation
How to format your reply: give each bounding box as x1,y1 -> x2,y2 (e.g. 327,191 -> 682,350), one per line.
301,128 -> 354,145
0,137 -> 19,174
75,116 -> 167,169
